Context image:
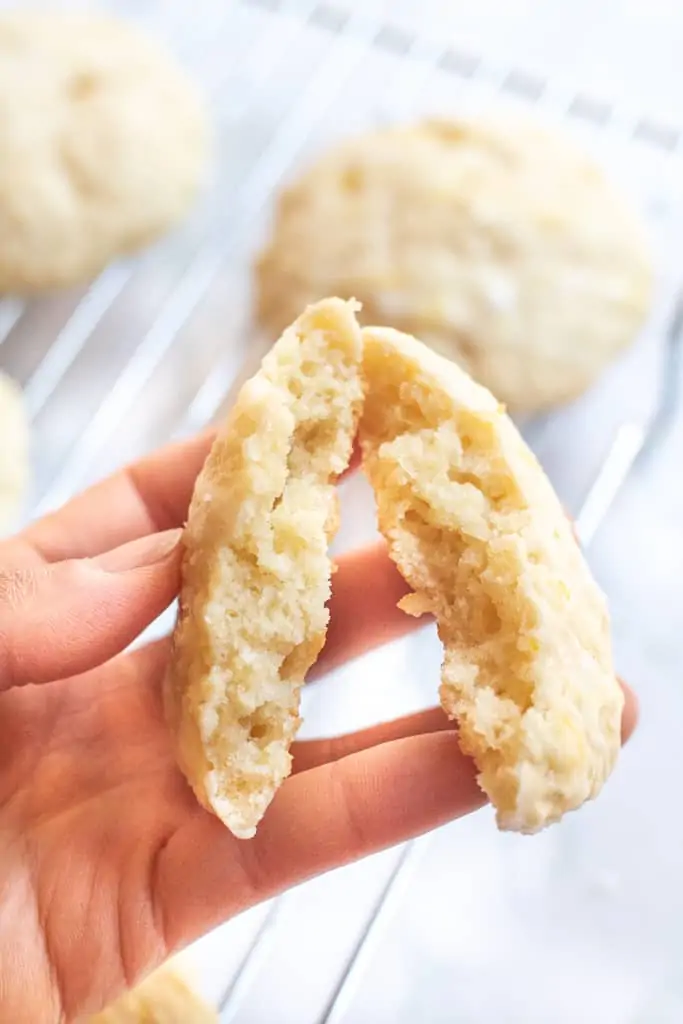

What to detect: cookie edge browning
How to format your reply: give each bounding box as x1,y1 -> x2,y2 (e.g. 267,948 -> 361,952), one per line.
359,324 -> 624,832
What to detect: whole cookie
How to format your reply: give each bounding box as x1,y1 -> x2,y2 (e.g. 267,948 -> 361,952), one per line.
256,118 -> 653,413
0,12 -> 208,294
0,372 -> 29,533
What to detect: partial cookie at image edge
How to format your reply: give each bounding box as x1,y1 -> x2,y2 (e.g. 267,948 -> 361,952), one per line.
0,10 -> 209,294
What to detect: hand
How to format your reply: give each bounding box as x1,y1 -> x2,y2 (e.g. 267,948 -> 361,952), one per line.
0,433 -> 638,1023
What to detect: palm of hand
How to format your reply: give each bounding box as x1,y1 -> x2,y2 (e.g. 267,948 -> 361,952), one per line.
0,642 -> 186,1018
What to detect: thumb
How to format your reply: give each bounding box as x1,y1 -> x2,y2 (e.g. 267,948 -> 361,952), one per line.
0,529 -> 182,690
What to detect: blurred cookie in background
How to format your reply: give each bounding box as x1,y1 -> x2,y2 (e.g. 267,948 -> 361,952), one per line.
0,371 -> 28,534
255,117 -> 653,414
0,11 -> 209,295
84,956 -> 217,1023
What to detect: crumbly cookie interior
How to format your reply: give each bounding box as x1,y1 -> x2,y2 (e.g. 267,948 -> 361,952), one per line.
168,299 -> 362,839
360,326 -> 622,832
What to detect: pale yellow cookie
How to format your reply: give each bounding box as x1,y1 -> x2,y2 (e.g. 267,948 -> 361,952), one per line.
360,325 -> 623,832
0,371 -> 29,533
85,958 -> 216,1023
0,12 -> 208,293
166,298 -> 363,839
256,117 -> 652,413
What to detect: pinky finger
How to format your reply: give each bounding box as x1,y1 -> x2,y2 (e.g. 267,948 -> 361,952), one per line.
248,731 -> 484,887
291,707 -> 450,774
157,729 -> 485,953
156,684 -> 638,950
202,675 -> 637,913
292,678 -> 639,774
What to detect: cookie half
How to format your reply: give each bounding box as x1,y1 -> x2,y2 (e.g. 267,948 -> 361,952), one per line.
360,325 -> 623,832
165,298 -> 363,839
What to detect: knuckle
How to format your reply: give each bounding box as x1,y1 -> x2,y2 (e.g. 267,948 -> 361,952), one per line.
331,760 -> 368,850
0,567 -> 43,689
0,566 -> 39,610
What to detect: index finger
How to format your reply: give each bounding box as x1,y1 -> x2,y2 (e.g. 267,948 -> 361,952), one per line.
19,429 -> 217,563
17,433 -> 361,566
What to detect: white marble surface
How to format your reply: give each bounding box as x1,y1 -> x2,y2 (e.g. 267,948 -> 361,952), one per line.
1,2 -> 682,1021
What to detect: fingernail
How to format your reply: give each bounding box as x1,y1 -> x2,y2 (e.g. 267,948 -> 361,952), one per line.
95,529 -> 183,573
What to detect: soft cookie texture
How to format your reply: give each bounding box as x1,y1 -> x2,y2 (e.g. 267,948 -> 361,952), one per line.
0,371 -> 29,533
359,325 -> 623,832
256,117 -> 652,413
86,958 -> 216,1022
0,11 -> 208,293
166,298 -> 363,839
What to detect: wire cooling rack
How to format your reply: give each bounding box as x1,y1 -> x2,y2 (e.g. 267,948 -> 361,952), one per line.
2,2 -> 683,1022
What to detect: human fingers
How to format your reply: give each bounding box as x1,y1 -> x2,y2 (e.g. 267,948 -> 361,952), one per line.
311,540 -> 425,679
115,504 -> 637,749
94,627 -> 638,781
16,430 -> 362,568
290,677 -> 639,773
0,529 -> 181,690
155,729 -> 484,948
621,680 -> 638,743
342,440 -> 361,477
17,429 -> 216,564
291,708 -> 451,772
15,425 -> 362,569
156,675 -> 638,948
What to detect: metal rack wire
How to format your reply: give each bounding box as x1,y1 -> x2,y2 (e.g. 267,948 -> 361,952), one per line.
3,0 -> 681,506
2,1 -> 683,1020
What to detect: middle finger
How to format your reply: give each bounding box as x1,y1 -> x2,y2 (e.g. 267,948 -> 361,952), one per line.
290,680 -> 639,774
